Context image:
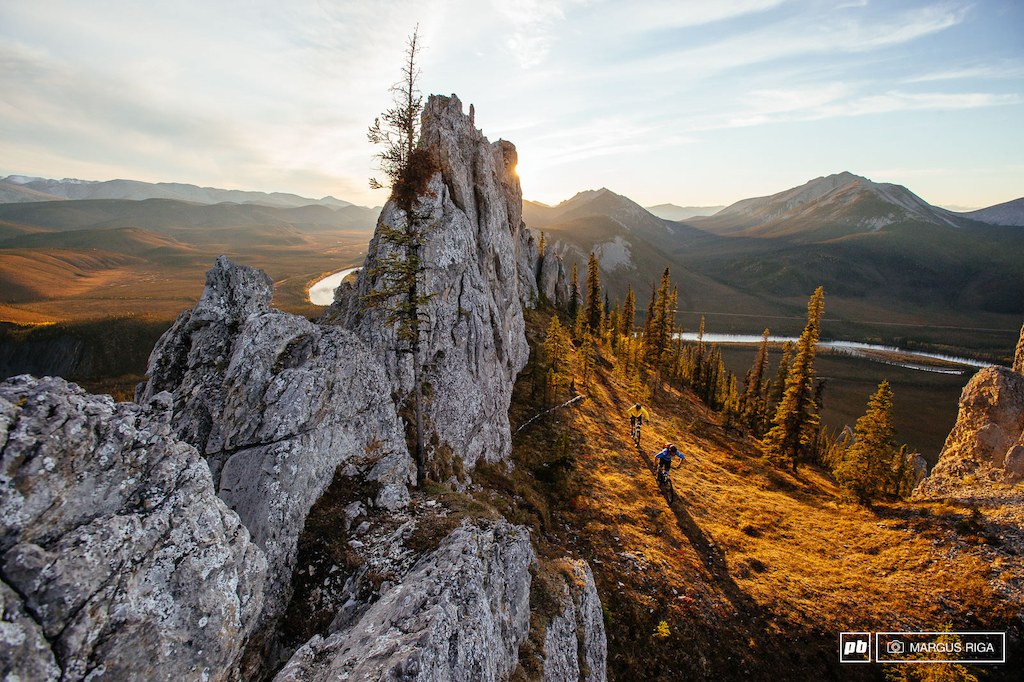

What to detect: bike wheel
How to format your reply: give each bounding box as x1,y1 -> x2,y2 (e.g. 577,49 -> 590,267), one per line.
665,478 -> 675,504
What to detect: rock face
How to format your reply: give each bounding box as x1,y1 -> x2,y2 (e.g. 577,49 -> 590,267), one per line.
326,95 -> 533,472
275,520 -> 534,682
0,375 -> 265,681
138,256 -> 414,630
276,520 -> 607,682
540,561 -> 607,682
917,365 -> 1024,495
539,252 -> 570,306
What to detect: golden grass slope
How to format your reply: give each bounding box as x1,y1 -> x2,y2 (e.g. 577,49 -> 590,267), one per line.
505,306 -> 1019,681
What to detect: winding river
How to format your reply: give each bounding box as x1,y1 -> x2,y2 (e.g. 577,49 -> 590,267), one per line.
675,333 -> 988,375
308,268 -> 360,306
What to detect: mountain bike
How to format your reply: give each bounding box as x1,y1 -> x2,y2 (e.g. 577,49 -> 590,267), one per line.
631,417 -> 643,447
656,464 -> 675,504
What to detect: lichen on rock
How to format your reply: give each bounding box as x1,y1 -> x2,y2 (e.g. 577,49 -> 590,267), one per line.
0,375 -> 266,681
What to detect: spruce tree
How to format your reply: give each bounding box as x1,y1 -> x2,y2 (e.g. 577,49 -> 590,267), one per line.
642,281 -> 657,346
621,284 -> 636,338
762,287 -> 825,472
364,25 -> 436,485
741,329 -> 771,434
769,340 -> 794,410
538,231 -> 546,257
585,253 -> 602,333
569,262 -> 580,316
835,380 -> 897,503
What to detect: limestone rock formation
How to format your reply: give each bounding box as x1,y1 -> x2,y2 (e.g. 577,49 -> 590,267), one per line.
326,95 -> 532,471
276,520 -> 607,682
275,520 -> 534,682
916,365 -> 1024,495
0,375 -> 265,681
539,252 -> 570,307
539,560 -> 607,682
138,256 -> 414,631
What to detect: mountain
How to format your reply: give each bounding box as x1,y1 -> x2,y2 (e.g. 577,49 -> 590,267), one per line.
0,175 -> 361,210
958,197 -> 1024,227
687,171 -> 982,242
645,203 -> 725,220
0,198 -> 378,236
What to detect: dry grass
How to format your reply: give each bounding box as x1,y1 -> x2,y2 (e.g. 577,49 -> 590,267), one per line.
506,306 -> 1019,681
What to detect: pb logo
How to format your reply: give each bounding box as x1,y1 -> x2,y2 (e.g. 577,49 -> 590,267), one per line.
840,632 -> 872,663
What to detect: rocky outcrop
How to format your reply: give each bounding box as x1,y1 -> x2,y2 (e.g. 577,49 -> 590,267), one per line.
539,252 -> 570,306
0,375 -> 265,681
327,95 -> 532,472
276,520 -> 607,682
138,256 -> 414,632
539,560 -> 607,682
1015,322 -> 1024,374
275,520 -> 534,682
916,366 -> 1024,495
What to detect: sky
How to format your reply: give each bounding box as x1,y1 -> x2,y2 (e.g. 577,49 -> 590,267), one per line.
1,0 -> 1022,210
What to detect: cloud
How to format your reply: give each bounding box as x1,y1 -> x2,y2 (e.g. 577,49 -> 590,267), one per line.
904,61 -> 1024,83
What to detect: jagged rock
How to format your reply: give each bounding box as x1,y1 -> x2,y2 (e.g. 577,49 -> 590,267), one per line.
539,252 -> 570,306
138,257 -> 414,636
540,560 -> 607,682
517,227 -> 541,307
910,453 -> 928,486
916,366 -> 1024,495
1015,320 -> 1024,374
275,520 -> 534,682
0,375 -> 265,681
0,581 -> 60,682
326,95 -> 531,471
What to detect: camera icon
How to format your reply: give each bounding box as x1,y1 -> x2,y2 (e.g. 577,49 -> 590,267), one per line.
886,640 -> 905,655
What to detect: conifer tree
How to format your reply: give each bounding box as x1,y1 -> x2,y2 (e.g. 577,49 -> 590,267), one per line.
538,231 -> 546,257
585,252 -> 602,333
621,285 -> 636,338
762,287 -> 825,472
544,315 -> 572,376
835,380 -> 898,503
569,262 -> 580,316
642,281 -> 657,345
364,25 -> 437,484
741,329 -> 771,434
769,340 -> 795,411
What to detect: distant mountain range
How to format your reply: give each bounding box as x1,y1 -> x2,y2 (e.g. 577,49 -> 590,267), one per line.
521,173 -> 1024,343
0,175 -> 374,211
644,203 -> 725,221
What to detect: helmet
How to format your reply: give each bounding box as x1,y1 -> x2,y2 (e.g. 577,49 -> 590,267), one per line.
669,444 -> 678,453
635,403 -> 641,409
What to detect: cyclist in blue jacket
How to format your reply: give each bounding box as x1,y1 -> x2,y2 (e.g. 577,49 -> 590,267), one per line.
655,443 -> 685,473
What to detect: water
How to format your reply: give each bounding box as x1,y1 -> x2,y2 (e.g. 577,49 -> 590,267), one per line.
308,267 -> 360,306
674,333 -> 989,375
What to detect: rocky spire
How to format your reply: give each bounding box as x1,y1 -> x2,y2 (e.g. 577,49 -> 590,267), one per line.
327,94 -> 534,476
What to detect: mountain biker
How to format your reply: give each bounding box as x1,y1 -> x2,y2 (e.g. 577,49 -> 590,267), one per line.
655,443 -> 685,473
627,403 -> 650,433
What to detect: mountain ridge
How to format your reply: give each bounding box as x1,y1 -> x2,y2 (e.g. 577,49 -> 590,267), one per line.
0,174 -> 375,211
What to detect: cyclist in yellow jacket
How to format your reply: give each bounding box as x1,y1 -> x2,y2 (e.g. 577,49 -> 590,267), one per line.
627,403 -> 650,432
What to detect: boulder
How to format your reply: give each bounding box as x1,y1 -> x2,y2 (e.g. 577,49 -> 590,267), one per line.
275,520 -> 535,682
917,365 -> 1024,495
327,95 -> 532,471
0,375 -> 265,681
138,257 -> 414,632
